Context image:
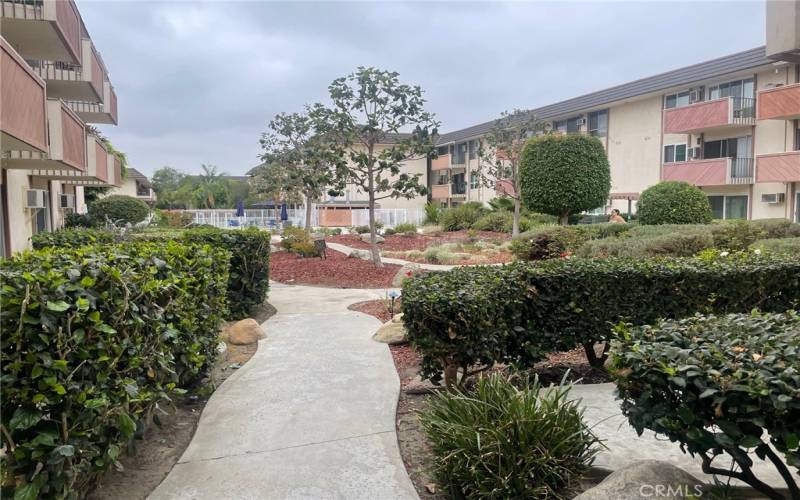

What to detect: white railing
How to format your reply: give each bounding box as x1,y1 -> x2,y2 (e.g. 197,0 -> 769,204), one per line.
351,208 -> 425,227
181,206 -> 424,230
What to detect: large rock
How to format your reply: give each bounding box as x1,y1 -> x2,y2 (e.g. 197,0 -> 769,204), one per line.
360,233 -> 385,244
574,461 -> 704,500
372,314 -> 407,345
348,248 -> 372,260
227,318 -> 266,345
392,263 -> 421,287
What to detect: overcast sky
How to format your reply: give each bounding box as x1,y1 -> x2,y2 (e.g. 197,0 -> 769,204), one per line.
80,1 -> 766,177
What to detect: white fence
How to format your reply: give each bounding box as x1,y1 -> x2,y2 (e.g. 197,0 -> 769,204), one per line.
183,206 -> 424,229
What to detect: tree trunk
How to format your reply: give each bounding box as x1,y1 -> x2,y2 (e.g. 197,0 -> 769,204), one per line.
512,197 -> 521,237
367,165 -> 382,267
559,212 -> 570,226
304,193 -> 313,233
443,362 -> 458,391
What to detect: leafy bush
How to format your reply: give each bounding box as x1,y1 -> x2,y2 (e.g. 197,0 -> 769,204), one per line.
423,202 -> 441,224
439,202 -> 488,231
353,225 -> 371,234
402,254 -> 800,385
156,210 -> 194,228
577,231 -> 713,258
183,228 -> 270,319
423,246 -> 460,264
520,134 -> 611,224
472,211 -> 513,232
1,241 -> 229,499
420,373 -> 600,498
510,226 -> 589,260
31,228 -> 115,250
753,218 -> 800,239
394,223 -> 417,235
637,182 -> 712,225
88,195 -> 149,225
752,237 -> 800,254
383,227 -> 396,235
710,220 -> 766,251
526,212 -> 559,225
64,212 -> 94,228
610,312 -> 800,498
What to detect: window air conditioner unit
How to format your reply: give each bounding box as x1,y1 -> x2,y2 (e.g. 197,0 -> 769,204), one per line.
688,147 -> 701,159
577,117 -> 586,126
689,89 -> 702,103
60,193 -> 75,209
761,193 -> 786,204
25,189 -> 47,209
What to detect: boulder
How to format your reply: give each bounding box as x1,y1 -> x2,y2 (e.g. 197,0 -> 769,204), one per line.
348,249 -> 372,260
360,233 -> 385,244
392,263 -> 421,287
404,375 -> 440,395
574,461 -> 704,500
372,318 -> 407,345
227,318 -> 266,345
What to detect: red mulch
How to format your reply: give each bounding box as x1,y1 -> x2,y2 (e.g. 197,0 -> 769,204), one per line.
348,299 -> 402,323
270,249 -> 401,288
327,230 -> 509,252
532,346 -> 613,385
390,344 -> 422,388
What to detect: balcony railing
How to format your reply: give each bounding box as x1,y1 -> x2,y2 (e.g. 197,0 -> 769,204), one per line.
756,151 -> 800,183
662,157 -> 753,186
663,96 -> 756,134
729,157 -> 754,184
26,39 -> 105,102
1,37 -> 48,153
0,0 -> 82,64
431,154 -> 450,171
451,182 -> 466,196
757,83 -> 800,121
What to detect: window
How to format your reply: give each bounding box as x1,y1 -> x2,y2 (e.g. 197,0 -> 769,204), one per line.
566,116 -> 581,133
709,78 -> 754,100
468,140 -> 478,160
707,195 -> 748,220
795,123 -> 800,151
553,120 -> 567,133
664,91 -> 690,109
453,142 -> 467,164
470,171 -> 479,189
437,146 -> 449,156
588,110 -> 608,137
663,144 -> 687,163
703,136 -> 752,160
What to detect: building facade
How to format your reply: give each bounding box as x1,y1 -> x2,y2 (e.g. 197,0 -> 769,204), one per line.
1,0 -> 120,256
106,168 -> 155,205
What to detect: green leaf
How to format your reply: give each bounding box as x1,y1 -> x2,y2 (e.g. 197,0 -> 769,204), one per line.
45,300 -> 70,312
9,408 -> 41,431
13,483 -> 40,500
84,398 -> 109,409
117,413 -> 136,439
53,444 -> 75,457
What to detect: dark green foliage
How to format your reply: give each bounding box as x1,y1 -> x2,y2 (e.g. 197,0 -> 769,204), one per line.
88,195 -> 149,225
182,228 -> 271,319
472,211 -> 537,233
64,212 -> 94,228
31,228 -> 115,250
439,202 -> 489,231
519,134 -> 611,223
610,312 -> 800,498
577,231 -> 713,258
510,226 -> 592,260
637,182 -> 712,225
423,202 -> 440,224
402,254 -> 800,383
1,241 -> 229,499
393,223 -> 417,235
353,225 -> 371,234
752,237 -> 800,254
753,218 -> 800,239
420,374 -> 600,499
710,220 -> 767,251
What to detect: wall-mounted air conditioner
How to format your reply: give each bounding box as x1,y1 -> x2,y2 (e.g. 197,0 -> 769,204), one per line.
60,193 -> 75,209
687,147 -> 701,159
25,189 -> 47,209
576,117 -> 586,126
689,89 -> 703,103
761,193 -> 786,204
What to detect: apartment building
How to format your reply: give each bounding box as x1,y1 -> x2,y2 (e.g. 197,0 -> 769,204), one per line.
0,0 -> 120,256
107,168 -> 155,205
432,1 -> 800,222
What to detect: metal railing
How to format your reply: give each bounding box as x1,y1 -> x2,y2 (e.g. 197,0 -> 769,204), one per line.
732,97 -> 756,122
185,206 -> 426,229
451,182 -> 467,195
729,157 -> 754,184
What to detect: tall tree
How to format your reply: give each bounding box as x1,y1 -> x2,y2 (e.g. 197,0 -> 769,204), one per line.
257,105 -> 342,231
194,164 -> 228,208
327,67 -> 439,266
475,109 -> 542,237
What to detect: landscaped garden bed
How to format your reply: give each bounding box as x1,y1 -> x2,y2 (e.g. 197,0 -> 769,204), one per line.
270,248 -> 401,288
327,229 -> 509,253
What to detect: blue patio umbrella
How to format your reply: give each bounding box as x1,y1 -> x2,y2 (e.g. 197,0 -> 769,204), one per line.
235,200 -> 245,217
280,202 -> 289,221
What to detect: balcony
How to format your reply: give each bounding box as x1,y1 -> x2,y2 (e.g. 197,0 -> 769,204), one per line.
431,183 -> 450,199
0,0 -> 82,64
663,97 -> 756,134
662,157 -> 753,186
756,151 -> 800,183
3,98 -> 85,172
29,38 -> 105,102
431,153 -> 450,171
107,152 -> 123,187
65,81 -> 118,124
1,37 -> 48,153
757,83 -> 800,121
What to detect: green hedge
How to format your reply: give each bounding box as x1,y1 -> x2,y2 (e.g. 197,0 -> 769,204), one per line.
401,254 -> 800,385
752,237 -> 800,254
88,195 -> 149,225
31,228 -> 115,250
637,181 -> 712,225
610,312 -> 800,498
439,202 -> 489,231
1,241 -> 229,499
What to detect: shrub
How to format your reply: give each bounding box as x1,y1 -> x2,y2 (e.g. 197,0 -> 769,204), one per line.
577,231 -> 713,258
526,212 -> 559,225
423,202 -> 441,224
420,373 -> 600,498
584,222 -> 632,240
1,241 -> 229,499
439,202 -> 488,231
157,210 -> 194,228
510,226 -> 590,260
88,195 -> 149,225
402,254 -> 800,386
753,218 -> 800,239
520,134 -> 611,224
64,212 -> 94,228
394,223 -> 417,235
31,228 -> 115,250
353,225 -> 371,234
637,182 -> 712,225
710,220 -> 766,251
383,227 -> 396,235
610,312 -> 800,498
752,237 -> 800,254
472,211 -> 512,232
183,228 -> 270,319
423,246 -> 457,264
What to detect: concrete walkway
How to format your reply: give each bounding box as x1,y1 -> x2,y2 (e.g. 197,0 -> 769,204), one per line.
325,241 -> 459,271
150,283 -> 418,500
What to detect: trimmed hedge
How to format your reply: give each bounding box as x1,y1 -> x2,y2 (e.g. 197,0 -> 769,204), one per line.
637,181 -> 712,225
88,195 -> 149,225
510,223 -> 629,260
401,254 -> 800,386
31,228 -> 115,250
1,241 -> 229,499
752,236 -> 800,254
577,231 -> 713,258
610,312 -> 800,498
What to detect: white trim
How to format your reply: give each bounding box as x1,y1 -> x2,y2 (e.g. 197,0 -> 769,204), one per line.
663,143 -> 689,164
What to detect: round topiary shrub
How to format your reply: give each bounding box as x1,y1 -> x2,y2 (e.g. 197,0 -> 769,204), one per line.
88,195 -> 149,225
520,134 -> 611,225
637,181 -> 712,225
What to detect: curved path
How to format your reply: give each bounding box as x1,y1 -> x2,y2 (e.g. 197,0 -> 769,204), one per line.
150,282 -> 419,499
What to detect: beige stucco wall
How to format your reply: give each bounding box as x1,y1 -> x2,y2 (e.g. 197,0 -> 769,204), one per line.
5,169 -> 34,253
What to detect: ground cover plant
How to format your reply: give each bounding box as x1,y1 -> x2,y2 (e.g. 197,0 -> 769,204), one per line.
610,312 -> 800,499
402,253 -> 800,387
1,240 -> 229,499
420,373 -> 601,499
384,239 -> 512,265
